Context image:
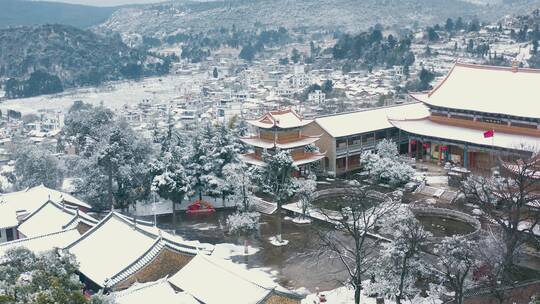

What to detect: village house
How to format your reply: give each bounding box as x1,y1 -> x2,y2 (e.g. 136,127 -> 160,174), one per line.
390,62 -> 540,171
0,185 -> 91,243
17,200 -> 98,238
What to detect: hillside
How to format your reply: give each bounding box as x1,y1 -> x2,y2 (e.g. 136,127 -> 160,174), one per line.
0,24 -> 171,98
96,0 -> 540,36
0,0 -> 119,29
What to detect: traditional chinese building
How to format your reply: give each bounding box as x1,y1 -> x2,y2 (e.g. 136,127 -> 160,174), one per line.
389,62 -> 540,171
240,108 -> 325,175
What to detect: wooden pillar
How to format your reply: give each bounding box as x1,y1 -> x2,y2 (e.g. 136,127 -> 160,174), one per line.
345,137 -> 349,172
408,138 -> 412,157
438,145 -> 442,164
463,145 -> 469,169
416,140 -> 420,160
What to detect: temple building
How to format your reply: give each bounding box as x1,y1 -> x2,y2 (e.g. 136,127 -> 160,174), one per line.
64,212 -> 211,292
240,108 -> 325,175
389,62 -> 540,171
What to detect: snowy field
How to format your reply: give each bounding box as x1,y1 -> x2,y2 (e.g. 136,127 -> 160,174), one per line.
0,73 -> 207,115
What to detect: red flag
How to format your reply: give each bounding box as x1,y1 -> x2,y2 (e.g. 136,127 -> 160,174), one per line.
483,129 -> 494,138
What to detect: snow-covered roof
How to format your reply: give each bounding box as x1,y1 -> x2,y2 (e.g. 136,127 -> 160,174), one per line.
0,185 -> 91,230
240,135 -> 321,149
65,212 -> 212,288
112,277 -> 199,304
17,200 -> 97,238
0,184 -> 91,210
314,103 -> 425,138
0,229 -> 81,259
411,62 -> 540,120
247,108 -> 312,129
389,105 -> 540,152
168,254 -> 278,304
240,152 -> 325,167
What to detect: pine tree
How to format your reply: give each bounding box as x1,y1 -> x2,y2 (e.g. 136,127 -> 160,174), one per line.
151,137 -> 192,229
258,151 -> 298,243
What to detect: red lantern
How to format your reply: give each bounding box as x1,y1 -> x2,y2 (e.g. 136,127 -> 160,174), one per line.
410,140 -> 417,145
441,146 -> 448,151
422,143 -> 430,149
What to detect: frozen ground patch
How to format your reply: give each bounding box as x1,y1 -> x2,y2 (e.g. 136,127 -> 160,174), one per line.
268,236 -> 289,246
212,243 -> 260,259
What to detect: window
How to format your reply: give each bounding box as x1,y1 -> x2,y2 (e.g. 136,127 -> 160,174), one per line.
6,228 -> 14,241
375,131 -> 386,140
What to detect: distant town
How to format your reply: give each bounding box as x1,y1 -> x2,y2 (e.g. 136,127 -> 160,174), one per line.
0,2 -> 540,304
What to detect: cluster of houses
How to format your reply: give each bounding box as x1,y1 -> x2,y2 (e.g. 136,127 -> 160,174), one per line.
0,185 -> 302,304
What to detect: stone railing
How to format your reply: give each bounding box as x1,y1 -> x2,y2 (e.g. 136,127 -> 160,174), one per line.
312,187 -> 388,202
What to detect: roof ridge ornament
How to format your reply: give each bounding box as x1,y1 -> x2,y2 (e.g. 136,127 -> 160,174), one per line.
512,60 -> 519,73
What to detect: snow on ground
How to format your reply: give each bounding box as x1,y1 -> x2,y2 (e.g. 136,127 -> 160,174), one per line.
268,236 -> 289,246
212,243 -> 260,259
302,286 -> 442,304
0,73 -> 206,115
425,175 -> 449,186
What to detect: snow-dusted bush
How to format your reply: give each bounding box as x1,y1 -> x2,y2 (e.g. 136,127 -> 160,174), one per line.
361,139 -> 415,186
295,175 -> 317,220
226,212 -> 260,235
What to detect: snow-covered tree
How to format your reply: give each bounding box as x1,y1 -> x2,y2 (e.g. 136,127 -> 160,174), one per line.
258,150 -> 298,244
209,124 -> 240,205
72,119 -> 153,211
187,123 -> 219,201
222,163 -> 257,211
461,154 -> 540,274
0,247 -> 108,304
473,231 -> 515,304
63,101 -> 114,155
152,136 -> 193,228
433,236 -> 477,304
226,211 -> 260,235
95,121 -> 153,211
361,139 -> 415,186
367,207 -> 432,304
295,175 -> 317,221
316,187 -> 398,304
12,144 -> 64,190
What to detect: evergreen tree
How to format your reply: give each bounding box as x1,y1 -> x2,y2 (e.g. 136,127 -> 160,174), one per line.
188,123 -> 218,201
152,135 -> 192,228
291,48 -> 301,64
445,18 -> 455,32
12,144 -> 64,190
212,67 -> 219,78
239,44 -> 256,61
258,151 -> 298,243
0,248 -> 111,304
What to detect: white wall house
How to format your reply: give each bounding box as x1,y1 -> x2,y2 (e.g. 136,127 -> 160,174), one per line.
308,90 -> 326,104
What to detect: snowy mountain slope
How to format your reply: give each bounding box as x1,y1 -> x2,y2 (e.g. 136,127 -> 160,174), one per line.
95,0 -> 540,36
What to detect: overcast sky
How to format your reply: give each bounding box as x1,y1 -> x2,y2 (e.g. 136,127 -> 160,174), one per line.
36,0 -> 166,7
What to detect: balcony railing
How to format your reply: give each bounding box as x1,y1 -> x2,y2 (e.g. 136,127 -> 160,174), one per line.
336,136 -> 401,155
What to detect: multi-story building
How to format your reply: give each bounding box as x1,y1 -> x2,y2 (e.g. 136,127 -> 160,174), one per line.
308,90 -> 326,104
239,108 -> 325,175
303,103 -> 421,175
390,62 -> 540,170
